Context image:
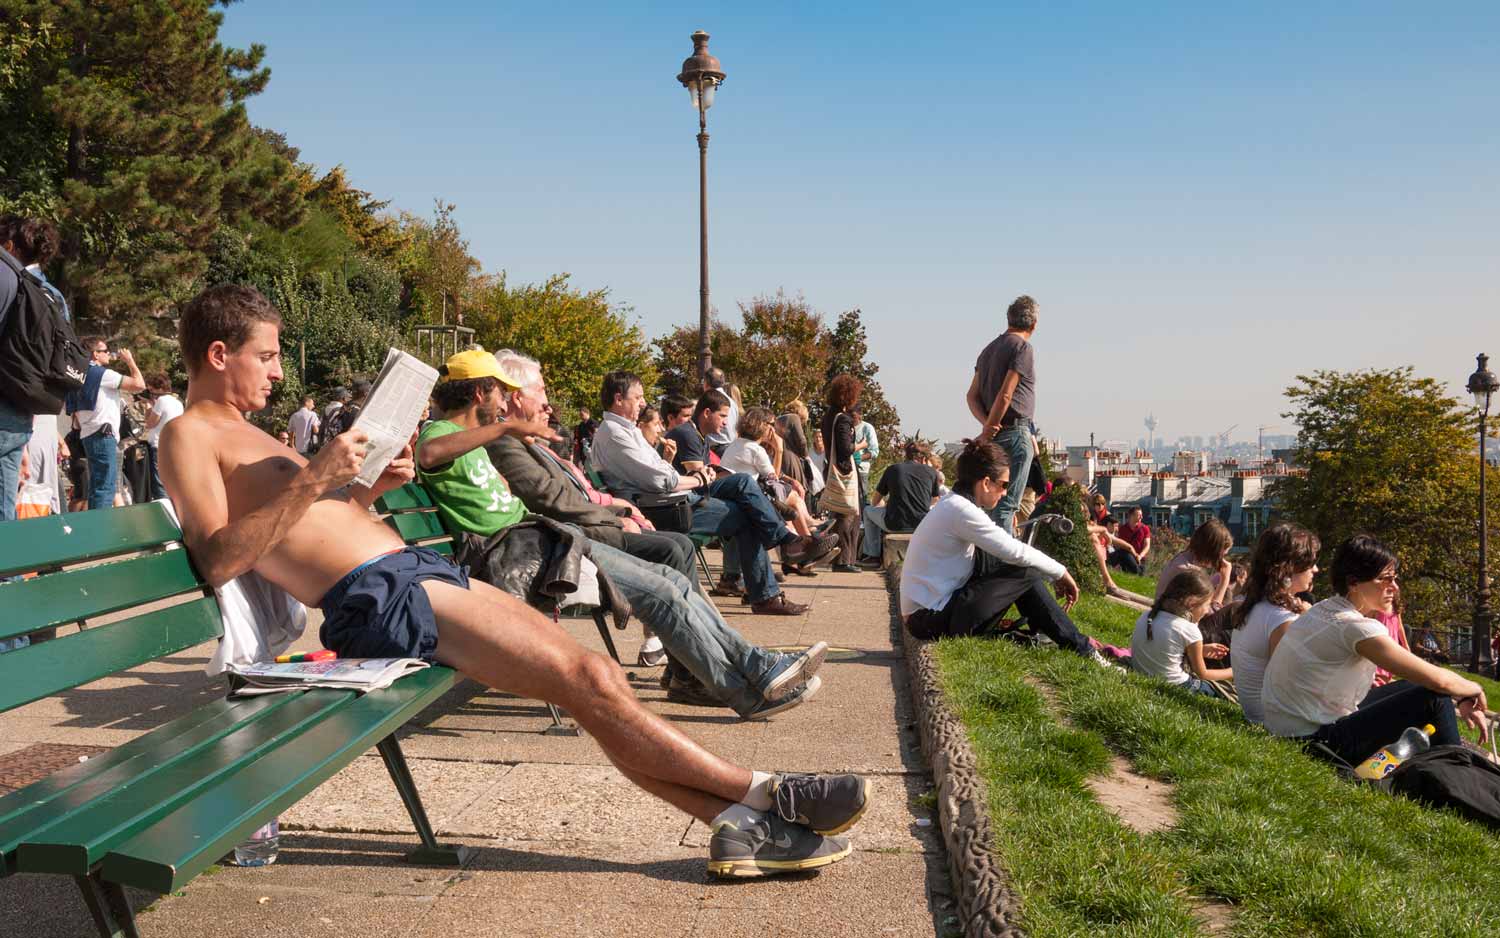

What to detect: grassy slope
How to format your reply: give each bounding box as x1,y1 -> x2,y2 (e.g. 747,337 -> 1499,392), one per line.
935,596 -> 1500,938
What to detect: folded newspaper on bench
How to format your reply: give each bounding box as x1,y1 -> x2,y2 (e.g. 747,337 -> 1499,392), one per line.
350,348 -> 440,488
226,658 -> 429,695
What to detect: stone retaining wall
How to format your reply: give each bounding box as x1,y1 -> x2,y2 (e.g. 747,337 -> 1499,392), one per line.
888,568 -> 1025,938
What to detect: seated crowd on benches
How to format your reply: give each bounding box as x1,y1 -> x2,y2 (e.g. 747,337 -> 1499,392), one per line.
2,283 -> 900,881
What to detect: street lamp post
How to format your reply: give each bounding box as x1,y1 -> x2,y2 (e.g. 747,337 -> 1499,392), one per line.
1467,353 -> 1499,677
676,30 -> 725,381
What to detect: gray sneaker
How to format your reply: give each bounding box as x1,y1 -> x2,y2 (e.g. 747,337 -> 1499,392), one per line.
742,675 -> 821,721
769,772 -> 872,835
707,809 -> 852,878
759,641 -> 829,702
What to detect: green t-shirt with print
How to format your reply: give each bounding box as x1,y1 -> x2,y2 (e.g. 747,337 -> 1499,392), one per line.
416,419 -> 527,536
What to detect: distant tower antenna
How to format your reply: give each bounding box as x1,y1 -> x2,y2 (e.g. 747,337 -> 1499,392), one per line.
1144,413 -> 1158,448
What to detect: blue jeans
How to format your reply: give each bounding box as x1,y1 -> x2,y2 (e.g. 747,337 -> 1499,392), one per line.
860,505 -> 889,560
588,540 -> 778,717
989,426 -> 1032,534
687,473 -> 791,604
0,398 -> 31,522
81,431 -> 119,510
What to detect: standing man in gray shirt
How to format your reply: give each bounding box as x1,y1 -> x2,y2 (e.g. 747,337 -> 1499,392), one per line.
966,295 -> 1040,534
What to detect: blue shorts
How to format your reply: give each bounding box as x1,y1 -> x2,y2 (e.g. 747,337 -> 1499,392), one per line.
318,546 -> 469,663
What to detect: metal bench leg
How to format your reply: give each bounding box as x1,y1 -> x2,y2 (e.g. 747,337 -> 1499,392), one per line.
695,546 -> 715,588
542,701 -> 581,736
75,872 -> 139,938
375,735 -> 473,866
592,608 -> 621,664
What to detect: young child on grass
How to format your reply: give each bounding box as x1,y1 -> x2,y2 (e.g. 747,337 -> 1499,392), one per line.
1131,567 -> 1233,697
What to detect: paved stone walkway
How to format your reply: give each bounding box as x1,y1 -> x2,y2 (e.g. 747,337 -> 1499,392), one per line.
0,553 -> 952,937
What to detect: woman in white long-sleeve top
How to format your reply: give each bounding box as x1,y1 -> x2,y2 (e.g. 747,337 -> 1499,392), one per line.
899,439 -> 1106,664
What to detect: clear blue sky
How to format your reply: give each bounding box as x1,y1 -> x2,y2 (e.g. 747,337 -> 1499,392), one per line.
220,2 -> 1500,445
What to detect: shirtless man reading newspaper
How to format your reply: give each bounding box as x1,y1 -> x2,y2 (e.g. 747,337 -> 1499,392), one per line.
158,285 -> 868,878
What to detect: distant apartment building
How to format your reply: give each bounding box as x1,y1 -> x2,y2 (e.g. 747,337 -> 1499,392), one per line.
1052,445 -> 1301,548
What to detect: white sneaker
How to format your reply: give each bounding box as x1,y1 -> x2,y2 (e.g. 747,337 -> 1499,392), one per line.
638,636 -> 667,667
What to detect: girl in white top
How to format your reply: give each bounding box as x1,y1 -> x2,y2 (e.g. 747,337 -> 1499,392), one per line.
900,439 -> 1101,662
1262,535 -> 1488,766
1131,567 -> 1232,697
721,407 -> 819,540
1228,523 -> 1319,724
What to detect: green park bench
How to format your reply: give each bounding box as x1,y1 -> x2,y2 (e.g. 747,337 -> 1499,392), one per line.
0,503 -> 468,938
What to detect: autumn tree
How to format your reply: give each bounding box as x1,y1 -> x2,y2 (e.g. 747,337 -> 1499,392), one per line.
824,308 -> 900,456
1272,368 -> 1498,627
467,273 -> 656,424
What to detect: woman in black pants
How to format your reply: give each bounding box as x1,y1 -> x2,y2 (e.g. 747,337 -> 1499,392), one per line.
898,439 -> 1106,665
820,375 -> 865,573
1262,534 -> 1490,764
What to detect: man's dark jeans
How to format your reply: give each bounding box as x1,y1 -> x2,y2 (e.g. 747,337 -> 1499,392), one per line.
81,430 -> 118,511
687,472 -> 791,604
1308,680 -> 1462,766
904,564 -> 1091,656
1107,548 -> 1142,575
619,529 -> 696,584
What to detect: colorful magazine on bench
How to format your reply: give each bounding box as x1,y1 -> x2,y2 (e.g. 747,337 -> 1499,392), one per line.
226,657 -> 429,695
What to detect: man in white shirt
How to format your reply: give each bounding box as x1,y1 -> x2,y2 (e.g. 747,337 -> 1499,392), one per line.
74,337 -> 145,510
287,396 -> 320,455
143,373 -> 183,500
590,370 -> 835,616
701,367 -> 738,450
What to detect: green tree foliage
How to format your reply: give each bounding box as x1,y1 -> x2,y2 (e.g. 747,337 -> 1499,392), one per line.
467,273 -> 656,423
1272,368 -> 1498,626
823,309 -> 900,449
1034,483 -> 1106,594
396,201 -> 478,322
258,267 -> 405,430
1,0 -> 304,323
654,291 -> 831,414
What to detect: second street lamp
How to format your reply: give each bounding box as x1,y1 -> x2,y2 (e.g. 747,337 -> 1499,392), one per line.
1467,352 -> 1499,677
677,30 -> 725,381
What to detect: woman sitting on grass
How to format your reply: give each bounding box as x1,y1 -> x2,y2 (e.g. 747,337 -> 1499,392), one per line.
1262,534 -> 1490,765
1230,523 -> 1319,725
899,439 -> 1109,666
1155,517 -> 1234,608
1130,567 -> 1233,697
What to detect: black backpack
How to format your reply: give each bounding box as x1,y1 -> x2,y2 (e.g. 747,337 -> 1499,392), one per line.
0,251 -> 89,414
1383,744 -> 1500,830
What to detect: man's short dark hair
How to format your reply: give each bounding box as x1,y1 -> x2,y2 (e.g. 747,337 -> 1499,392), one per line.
80,335 -> 106,352
903,440 -> 926,460
0,215 -> 61,266
661,394 -> 693,418
600,371 -> 640,413
179,285 -> 283,375
431,376 -> 498,414
146,372 -> 172,395
703,366 -> 727,390
694,389 -> 732,420
1007,295 -> 1038,330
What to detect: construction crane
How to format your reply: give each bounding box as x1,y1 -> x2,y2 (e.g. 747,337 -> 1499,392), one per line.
1216,424 -> 1238,452
1257,424 -> 1279,467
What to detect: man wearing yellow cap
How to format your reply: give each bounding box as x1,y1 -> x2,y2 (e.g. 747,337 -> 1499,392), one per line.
417,350 -> 829,721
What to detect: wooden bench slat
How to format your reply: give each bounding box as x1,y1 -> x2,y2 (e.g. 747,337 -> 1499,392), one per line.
388,510 -> 449,542
0,598 -> 224,715
101,667 -> 456,894
0,550 -> 205,642
0,693 -> 299,867
14,690 -> 357,875
0,503 -> 180,578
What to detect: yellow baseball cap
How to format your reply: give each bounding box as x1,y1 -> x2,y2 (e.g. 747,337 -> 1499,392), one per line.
441,349 -> 522,389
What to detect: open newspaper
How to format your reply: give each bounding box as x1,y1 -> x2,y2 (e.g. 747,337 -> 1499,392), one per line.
226,657 -> 429,696
350,348 -> 439,487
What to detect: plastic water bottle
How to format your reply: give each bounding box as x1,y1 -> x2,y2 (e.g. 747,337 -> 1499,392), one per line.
1354,724 -> 1435,780
233,818 -> 279,867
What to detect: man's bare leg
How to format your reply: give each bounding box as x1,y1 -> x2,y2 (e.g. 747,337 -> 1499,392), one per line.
421,579 -> 752,821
